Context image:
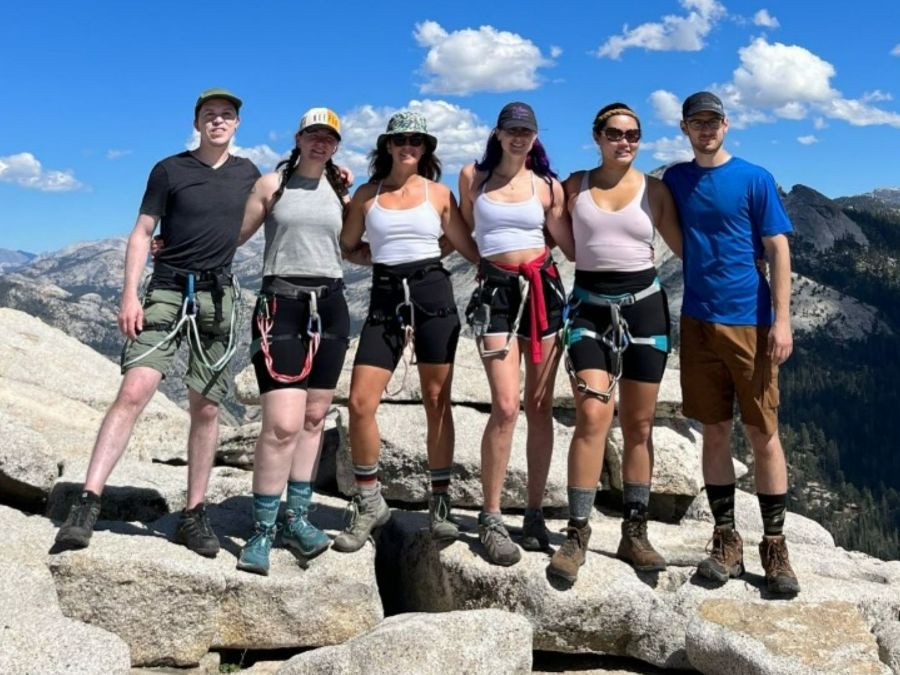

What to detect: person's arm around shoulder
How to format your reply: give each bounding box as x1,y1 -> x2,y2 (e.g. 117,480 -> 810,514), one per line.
119,213 -> 159,341
545,177 -> 575,261
457,163 -> 478,231
433,182 -> 480,264
238,172 -> 279,246
647,175 -> 683,259
340,183 -> 375,266
763,233 -> 792,365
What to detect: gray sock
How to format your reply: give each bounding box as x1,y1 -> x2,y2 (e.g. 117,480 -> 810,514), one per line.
623,481 -> 651,519
567,487 -> 596,524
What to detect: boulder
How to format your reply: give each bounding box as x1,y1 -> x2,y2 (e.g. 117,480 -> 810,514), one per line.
381,507 -> 900,669
0,506 -> 132,674
686,599 -> 890,674
46,459 -> 253,522
48,494 -> 382,667
279,609 -> 533,674
874,620 -> 900,674
0,408 -> 59,508
334,404 -> 571,508
0,308 -> 191,465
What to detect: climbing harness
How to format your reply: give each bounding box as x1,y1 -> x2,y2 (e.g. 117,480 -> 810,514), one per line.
561,278 -> 668,402
120,266 -> 241,372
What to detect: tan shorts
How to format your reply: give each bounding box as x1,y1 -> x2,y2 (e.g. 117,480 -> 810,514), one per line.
680,315 -> 780,434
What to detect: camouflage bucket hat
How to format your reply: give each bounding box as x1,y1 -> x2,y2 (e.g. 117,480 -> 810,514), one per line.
377,111 -> 438,151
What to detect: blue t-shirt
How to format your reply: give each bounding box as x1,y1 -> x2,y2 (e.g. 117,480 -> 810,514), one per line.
663,157 -> 793,326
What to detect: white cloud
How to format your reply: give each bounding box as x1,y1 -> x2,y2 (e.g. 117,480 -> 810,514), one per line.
892,44 -> 900,56
595,0 -> 726,59
105,149 -> 132,160
773,102 -> 807,119
642,135 -> 694,163
0,152 -> 84,191
752,9 -> 779,28
649,89 -> 683,125
550,45 -> 563,58
820,98 -> 900,127
862,90 -> 893,102
797,135 -> 819,145
813,117 -> 828,130
185,130 -> 283,170
413,21 -> 553,95
340,99 -> 491,178
732,38 -> 837,108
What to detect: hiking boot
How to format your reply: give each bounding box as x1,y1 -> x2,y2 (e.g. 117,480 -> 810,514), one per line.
520,508 -> 550,551
478,513 -> 521,566
697,525 -> 745,582
237,522 -> 278,575
429,492 -> 459,543
616,512 -> 667,572
548,521 -> 592,583
55,490 -> 101,549
175,504 -> 220,558
759,535 -> 800,595
283,507 -> 331,559
333,489 -> 391,553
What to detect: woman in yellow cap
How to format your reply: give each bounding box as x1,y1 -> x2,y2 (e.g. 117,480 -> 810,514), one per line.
234,108 -> 362,575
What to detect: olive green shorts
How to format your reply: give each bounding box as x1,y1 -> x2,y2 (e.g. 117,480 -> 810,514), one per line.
121,288 -> 235,403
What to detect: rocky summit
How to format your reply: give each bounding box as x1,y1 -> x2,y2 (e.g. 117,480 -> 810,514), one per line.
2,308 -> 900,673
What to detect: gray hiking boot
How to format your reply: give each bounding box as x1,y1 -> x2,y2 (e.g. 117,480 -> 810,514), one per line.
175,504 -> 220,558
429,492 -> 459,542
478,513 -> 521,566
520,508 -> 550,551
548,520 -> 592,583
697,525 -> 745,582
55,490 -> 101,549
333,489 -> 391,553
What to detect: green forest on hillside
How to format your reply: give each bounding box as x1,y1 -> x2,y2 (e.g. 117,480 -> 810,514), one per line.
762,204 -> 900,559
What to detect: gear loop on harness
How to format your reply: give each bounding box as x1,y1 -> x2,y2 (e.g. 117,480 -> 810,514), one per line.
561,278 -> 666,402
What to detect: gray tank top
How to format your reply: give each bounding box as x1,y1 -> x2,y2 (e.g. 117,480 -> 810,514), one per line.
262,173 -> 344,278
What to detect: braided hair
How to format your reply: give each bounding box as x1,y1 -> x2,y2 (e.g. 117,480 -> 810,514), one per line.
592,103 -> 641,134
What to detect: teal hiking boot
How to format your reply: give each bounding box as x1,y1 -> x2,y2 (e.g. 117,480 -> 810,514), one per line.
55,490 -> 101,549
429,492 -> 459,542
333,488 -> 391,553
237,522 -> 278,576
283,507 -> 331,559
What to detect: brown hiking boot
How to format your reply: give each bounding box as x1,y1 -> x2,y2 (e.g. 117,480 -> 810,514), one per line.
697,525 -> 745,582
616,513 -> 666,572
759,535 -> 800,595
548,521 -> 591,583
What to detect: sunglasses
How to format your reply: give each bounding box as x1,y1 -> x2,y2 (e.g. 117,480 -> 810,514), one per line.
603,127 -> 641,143
390,134 -> 426,147
686,118 -> 723,131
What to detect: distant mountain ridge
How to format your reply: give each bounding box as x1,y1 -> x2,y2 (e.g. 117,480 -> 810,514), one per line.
0,248 -> 37,272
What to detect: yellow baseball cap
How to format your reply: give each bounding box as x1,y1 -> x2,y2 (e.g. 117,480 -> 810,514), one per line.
298,107 -> 341,140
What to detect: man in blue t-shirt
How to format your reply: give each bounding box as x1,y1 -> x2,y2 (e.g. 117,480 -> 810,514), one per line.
663,91 -> 799,595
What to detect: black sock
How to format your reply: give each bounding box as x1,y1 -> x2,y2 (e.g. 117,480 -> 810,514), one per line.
758,492 -> 787,536
705,483 -> 736,529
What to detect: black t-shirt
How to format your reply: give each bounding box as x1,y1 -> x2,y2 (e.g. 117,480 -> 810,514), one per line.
139,151 -> 260,271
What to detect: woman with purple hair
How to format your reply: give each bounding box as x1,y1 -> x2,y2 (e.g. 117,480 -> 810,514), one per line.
458,102 -> 574,566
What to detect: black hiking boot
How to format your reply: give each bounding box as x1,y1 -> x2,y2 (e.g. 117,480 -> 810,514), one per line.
55,490 -> 101,549
176,503 -> 220,558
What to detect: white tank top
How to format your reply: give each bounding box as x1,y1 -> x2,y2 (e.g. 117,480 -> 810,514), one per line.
365,178 -> 443,264
473,171 -> 546,257
572,172 -> 655,272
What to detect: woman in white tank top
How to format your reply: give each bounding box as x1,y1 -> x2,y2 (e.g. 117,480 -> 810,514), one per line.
336,111 -> 479,552
457,102 -> 574,566
548,103 -> 683,583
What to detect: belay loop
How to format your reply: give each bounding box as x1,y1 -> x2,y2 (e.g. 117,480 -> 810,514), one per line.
386,278 -> 417,397
254,288 -> 323,384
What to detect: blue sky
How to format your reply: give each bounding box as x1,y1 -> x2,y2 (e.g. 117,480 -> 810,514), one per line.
2,0 -> 898,253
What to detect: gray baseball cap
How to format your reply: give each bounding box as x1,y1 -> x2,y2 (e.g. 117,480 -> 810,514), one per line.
194,88 -> 242,118
682,91 -> 725,118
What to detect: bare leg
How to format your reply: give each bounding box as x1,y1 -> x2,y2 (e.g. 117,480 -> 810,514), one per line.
347,365 -> 394,466
185,387 -> 220,509
83,367 -> 163,495
289,388 -> 336,482
417,362 -> 455,471
567,369 -> 616,488
743,423 -> 788,494
702,420 -> 736,485
522,335 -> 561,508
617,380 -> 661,485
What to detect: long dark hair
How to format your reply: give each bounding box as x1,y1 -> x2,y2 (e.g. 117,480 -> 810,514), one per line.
592,102 -> 641,134
368,138 -> 442,182
474,134 -> 557,200
270,138 -> 348,211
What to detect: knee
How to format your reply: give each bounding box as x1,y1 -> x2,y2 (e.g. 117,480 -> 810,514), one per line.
703,420 -> 733,448
576,403 -> 613,438
620,416 -> 653,448
303,409 -> 328,435
189,398 -> 219,425
524,394 -> 553,424
421,383 -> 451,415
263,419 -> 302,450
491,397 -> 521,429
348,390 -> 378,422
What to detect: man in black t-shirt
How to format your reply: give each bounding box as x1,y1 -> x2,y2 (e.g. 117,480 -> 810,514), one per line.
56,88 -> 261,557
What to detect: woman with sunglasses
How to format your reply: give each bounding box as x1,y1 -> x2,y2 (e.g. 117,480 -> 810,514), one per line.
457,102 -> 572,566
231,108 -> 359,575
336,111 -> 480,552
548,103 -> 682,583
